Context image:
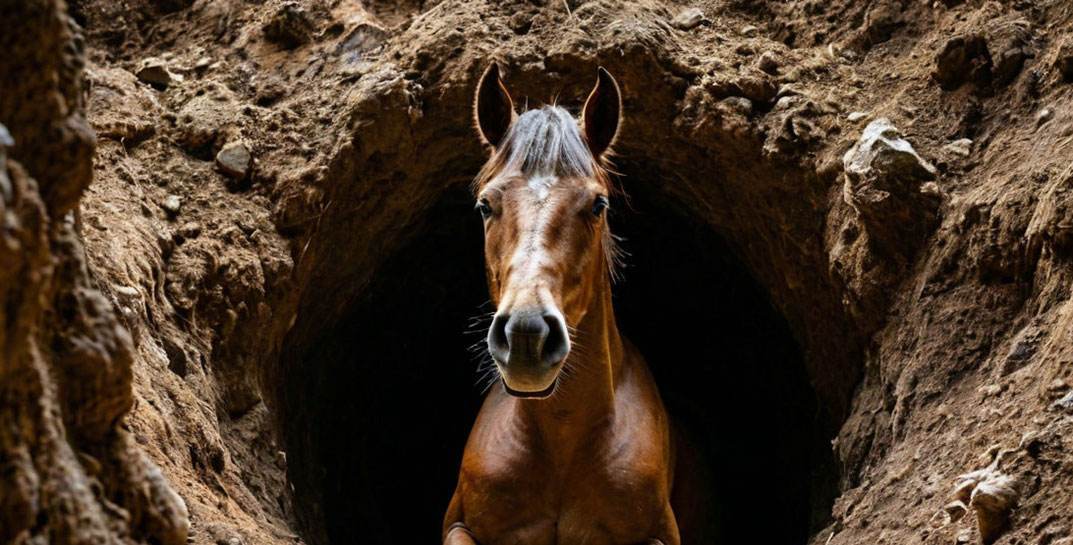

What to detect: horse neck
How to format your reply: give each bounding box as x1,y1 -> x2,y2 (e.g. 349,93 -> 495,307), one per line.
516,273 -> 623,448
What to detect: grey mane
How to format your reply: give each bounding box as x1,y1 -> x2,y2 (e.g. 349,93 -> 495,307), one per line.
498,106 -> 595,178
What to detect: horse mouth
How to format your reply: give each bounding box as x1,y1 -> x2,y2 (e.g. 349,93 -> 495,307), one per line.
502,378 -> 557,399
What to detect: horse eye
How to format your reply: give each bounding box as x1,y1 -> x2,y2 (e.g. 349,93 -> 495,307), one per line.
592,195 -> 609,216
476,199 -> 493,219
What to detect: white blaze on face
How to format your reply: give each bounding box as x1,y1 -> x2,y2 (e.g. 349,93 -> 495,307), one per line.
502,174 -> 560,311
527,174 -> 556,202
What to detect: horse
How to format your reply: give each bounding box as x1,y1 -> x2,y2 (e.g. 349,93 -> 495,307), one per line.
442,64 -> 684,545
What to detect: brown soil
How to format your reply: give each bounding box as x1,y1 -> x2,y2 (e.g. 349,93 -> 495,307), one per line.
2,0 -> 1072,544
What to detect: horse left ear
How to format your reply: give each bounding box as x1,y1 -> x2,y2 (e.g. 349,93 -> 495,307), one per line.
581,67 -> 621,160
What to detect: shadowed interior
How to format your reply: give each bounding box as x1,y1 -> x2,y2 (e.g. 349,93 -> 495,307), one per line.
284,180 -> 835,545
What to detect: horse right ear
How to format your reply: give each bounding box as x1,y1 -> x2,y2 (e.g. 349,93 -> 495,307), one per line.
474,63 -> 515,148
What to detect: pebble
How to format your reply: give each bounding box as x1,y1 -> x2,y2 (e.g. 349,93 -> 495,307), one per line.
847,111 -> 870,122
1053,390 -> 1073,412
944,138 -> 973,157
136,58 -> 181,89
1036,107 -> 1054,127
672,7 -> 706,30
161,195 -> 182,218
741,25 -> 758,37
113,285 -> 141,303
757,51 -> 780,74
722,96 -> 753,115
216,141 -> 252,179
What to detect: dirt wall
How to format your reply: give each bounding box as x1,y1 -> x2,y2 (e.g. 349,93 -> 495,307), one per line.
2,0 -> 1072,544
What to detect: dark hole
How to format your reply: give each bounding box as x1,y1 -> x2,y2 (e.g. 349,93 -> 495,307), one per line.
285,180 -> 834,545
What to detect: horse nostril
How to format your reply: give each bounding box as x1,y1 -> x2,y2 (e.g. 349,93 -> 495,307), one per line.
540,313 -> 569,366
488,314 -> 510,363
490,310 -> 569,367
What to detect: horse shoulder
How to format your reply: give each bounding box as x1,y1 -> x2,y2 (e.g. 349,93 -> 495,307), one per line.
606,344 -> 675,486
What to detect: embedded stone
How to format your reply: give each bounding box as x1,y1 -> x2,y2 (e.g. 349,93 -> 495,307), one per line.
216,141 -> 252,179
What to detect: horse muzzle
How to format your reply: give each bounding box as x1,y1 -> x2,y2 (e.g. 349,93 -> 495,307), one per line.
487,307 -> 569,396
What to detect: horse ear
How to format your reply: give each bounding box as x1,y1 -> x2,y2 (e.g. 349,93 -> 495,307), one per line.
581,67 -> 621,160
474,63 -> 515,148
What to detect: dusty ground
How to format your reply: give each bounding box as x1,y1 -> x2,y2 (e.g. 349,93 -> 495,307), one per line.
2,0 -> 1073,544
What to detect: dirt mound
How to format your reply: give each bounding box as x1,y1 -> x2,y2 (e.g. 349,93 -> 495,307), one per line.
3,0 -> 1072,544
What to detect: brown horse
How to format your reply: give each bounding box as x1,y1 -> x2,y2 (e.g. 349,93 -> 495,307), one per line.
442,65 -> 681,545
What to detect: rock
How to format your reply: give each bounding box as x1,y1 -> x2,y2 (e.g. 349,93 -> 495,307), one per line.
136,58 -> 181,89
264,1 -> 314,48
842,118 -> 940,258
741,25 -> 758,37
757,51 -> 780,75
952,468 -> 1019,545
844,118 -> 937,183
1036,107 -> 1054,128
847,111 -> 870,122
1053,390 -> 1073,412
672,7 -> 706,30
992,45 -> 1027,87
1057,39 -> 1073,83
508,12 -> 533,35
722,96 -> 753,115
934,34 -> 992,90
175,91 -> 238,154
971,474 -> 1018,544
989,21 -> 1031,87
944,138 -> 973,157
113,284 -> 140,300
161,194 -> 182,218
336,22 -> 388,62
216,141 -> 252,179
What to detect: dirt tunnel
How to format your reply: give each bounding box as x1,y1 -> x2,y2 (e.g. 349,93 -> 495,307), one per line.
280,167 -> 839,545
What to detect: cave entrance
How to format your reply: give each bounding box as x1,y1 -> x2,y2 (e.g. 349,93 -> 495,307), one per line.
285,177 -> 834,545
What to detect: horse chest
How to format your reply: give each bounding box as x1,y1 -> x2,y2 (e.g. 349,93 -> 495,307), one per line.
461,435 -> 667,545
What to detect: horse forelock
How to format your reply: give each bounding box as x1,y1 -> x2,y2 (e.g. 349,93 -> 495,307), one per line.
474,106 -> 613,190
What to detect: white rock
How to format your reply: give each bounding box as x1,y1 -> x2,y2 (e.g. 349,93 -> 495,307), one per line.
1036,107 -> 1054,127
944,138 -> 973,156
161,194 -> 182,217
843,118 -> 937,184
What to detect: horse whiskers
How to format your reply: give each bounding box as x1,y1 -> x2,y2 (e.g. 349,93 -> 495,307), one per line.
474,354 -> 502,393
